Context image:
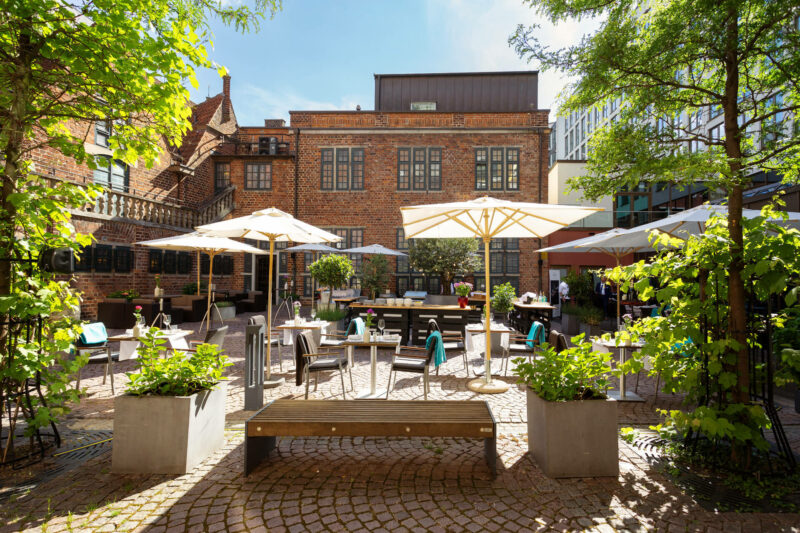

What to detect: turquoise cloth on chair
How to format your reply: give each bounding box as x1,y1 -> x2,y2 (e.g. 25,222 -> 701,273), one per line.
353,317 -> 365,335
526,321 -> 546,348
79,322 -> 108,346
426,331 -> 447,368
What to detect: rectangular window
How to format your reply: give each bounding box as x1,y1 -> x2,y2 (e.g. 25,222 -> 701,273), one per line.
351,148 -> 364,190
320,149 -> 334,190
177,252 -> 192,274
113,246 -> 132,273
148,249 -> 163,274
709,104 -> 722,119
413,148 -> 426,190
710,124 -> 724,142
397,148 -> 410,190
94,244 -> 113,272
95,120 -> 110,148
335,148 -> 349,190
428,148 -> 441,190
75,245 -> 93,272
93,158 -> 128,192
200,253 -> 210,275
506,148 -> 519,190
163,250 -> 177,274
475,148 -> 488,190
410,101 -> 436,111
214,162 -> 230,191
245,162 -> 271,190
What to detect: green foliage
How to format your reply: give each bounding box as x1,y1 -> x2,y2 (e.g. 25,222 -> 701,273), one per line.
125,328 -> 231,396
309,254 -> 354,291
360,254 -> 391,300
214,301 -> 234,308
314,308 -> 347,322
454,281 -> 473,297
561,303 -> 582,316
513,334 -> 613,401
580,305 -> 605,326
182,282 -> 207,295
607,205 -> 800,452
108,289 -> 139,301
563,270 -> 594,306
408,238 -> 480,295
491,282 -> 516,313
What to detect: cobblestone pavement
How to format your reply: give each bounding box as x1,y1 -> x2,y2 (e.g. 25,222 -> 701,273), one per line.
1,312 -> 799,532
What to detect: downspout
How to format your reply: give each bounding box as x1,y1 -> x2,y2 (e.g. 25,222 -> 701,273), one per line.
538,129 -> 545,293
293,127 -> 300,292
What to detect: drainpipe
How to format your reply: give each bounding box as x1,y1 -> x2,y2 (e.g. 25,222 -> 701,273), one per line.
292,127 -> 300,290
538,129 -> 545,292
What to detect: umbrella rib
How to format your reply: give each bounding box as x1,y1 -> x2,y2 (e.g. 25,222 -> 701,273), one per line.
406,210 -> 474,238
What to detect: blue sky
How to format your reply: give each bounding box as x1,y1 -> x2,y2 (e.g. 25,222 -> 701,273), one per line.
187,0 -> 597,125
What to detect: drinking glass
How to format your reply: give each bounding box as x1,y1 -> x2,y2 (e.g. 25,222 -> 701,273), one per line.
163,314 -> 171,329
378,319 -> 385,337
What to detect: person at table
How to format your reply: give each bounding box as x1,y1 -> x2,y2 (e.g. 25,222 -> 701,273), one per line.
596,276 -> 612,317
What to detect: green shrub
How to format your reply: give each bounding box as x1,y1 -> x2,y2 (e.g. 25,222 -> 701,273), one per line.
561,303 -> 582,316
182,282 -> 206,295
491,282 -> 516,313
513,334 -> 613,401
309,254 -> 354,292
214,301 -> 234,308
314,308 -> 348,322
125,328 -> 231,396
580,306 -> 605,326
108,289 -> 139,301
360,254 -> 390,299
563,270 -> 594,306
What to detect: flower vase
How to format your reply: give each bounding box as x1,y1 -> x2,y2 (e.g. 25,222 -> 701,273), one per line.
363,328 -> 370,343
294,316 -> 301,326
458,296 -> 468,308
132,324 -> 141,337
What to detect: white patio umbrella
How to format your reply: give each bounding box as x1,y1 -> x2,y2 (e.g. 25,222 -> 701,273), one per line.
401,196 -> 602,393
196,208 -> 341,386
341,244 -> 408,256
137,233 -> 266,331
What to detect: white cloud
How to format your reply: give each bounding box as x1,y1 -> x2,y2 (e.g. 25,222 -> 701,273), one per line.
431,0 -> 599,120
236,84 -> 361,125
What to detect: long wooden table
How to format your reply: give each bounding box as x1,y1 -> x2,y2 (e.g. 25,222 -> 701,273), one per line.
511,301 -> 556,336
244,399 -> 497,477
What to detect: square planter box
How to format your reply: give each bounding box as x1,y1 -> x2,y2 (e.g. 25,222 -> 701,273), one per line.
526,387 -> 618,478
112,382 -> 227,474
579,323 -> 602,338
215,305 -> 236,320
561,313 -> 580,335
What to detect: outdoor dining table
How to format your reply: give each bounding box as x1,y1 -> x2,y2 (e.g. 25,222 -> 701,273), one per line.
108,328 -> 194,360
464,322 -> 512,376
595,338 -> 645,402
341,335 -> 402,399
276,320 -> 330,370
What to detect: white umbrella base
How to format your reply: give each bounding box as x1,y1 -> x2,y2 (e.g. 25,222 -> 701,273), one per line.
467,377 -> 509,394
263,377 -> 285,389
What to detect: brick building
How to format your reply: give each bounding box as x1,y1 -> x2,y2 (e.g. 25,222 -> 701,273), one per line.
46,71 -> 554,318
213,71 -> 552,300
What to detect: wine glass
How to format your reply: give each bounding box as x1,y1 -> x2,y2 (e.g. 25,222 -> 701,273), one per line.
163,314 -> 171,330
377,318 -> 385,338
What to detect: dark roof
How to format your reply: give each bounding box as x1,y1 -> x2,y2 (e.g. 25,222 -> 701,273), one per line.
374,71 -> 539,112
180,94 -> 223,161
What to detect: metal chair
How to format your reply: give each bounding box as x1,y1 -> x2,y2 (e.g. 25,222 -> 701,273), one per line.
185,325 -> 229,353
502,321 -> 546,375
386,331 -> 439,400
75,322 -> 119,394
427,319 -> 468,376
296,331 -> 353,399
248,315 -> 287,370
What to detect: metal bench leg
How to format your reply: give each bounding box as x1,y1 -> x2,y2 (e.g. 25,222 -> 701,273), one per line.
423,367 -> 429,400
485,437 -> 497,479
385,369 -> 393,399
107,347 -> 115,395
245,435 -> 276,476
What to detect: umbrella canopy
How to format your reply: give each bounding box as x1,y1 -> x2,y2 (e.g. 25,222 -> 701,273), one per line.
196,208 -> 341,385
401,196 -> 602,393
341,244 -> 407,256
401,196 -> 602,240
137,233 -> 265,330
284,243 -> 341,253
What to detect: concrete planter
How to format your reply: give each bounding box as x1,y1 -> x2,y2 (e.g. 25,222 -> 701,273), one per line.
215,304 -> 236,320
112,382 -> 227,474
526,387 -> 618,478
561,312 -> 580,335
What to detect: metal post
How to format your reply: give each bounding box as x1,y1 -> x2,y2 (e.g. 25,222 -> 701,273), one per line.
244,323 -> 265,411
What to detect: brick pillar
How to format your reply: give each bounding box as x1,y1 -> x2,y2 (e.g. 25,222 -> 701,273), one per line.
222,75 -> 231,123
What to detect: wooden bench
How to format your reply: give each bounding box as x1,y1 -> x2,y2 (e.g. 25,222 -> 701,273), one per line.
245,399 -> 497,477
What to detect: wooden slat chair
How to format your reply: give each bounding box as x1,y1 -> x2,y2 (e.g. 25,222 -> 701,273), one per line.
386,331 -> 441,400
75,322 -> 119,394
296,331 -> 353,399
427,319 -> 468,376
247,315 -> 287,371
502,321 -> 546,376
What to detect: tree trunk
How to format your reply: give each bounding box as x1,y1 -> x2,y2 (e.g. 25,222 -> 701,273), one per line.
442,274 -> 453,295
722,6 -> 750,405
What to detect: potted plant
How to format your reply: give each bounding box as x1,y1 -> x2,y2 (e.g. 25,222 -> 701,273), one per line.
513,334 -> 618,478
309,254 -> 354,305
363,308 -> 375,342
579,306 -> 605,338
491,282 -> 516,323
454,281 -> 473,309
360,254 -> 390,300
108,288 -> 140,302
214,300 -> 236,320
560,303 -> 581,335
112,329 -> 231,474
314,307 -> 348,332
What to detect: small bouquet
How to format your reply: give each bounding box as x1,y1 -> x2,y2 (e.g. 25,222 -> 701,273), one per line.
454,282 -> 473,297
293,300 -> 301,317
365,308 -> 375,329
133,305 -> 143,324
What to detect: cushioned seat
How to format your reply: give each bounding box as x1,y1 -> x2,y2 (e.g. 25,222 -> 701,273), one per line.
391,357 -> 428,371
307,356 -> 349,371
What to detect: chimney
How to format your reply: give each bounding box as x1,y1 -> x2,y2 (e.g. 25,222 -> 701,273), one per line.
222,75 -> 231,122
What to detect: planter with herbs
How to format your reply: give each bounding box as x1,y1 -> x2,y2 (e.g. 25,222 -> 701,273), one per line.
513,334 -> 618,478
112,329 -> 231,474
214,300 -> 236,320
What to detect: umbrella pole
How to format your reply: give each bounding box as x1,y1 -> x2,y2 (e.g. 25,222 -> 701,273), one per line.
204,252 -> 215,333
196,251 -> 201,296
484,237 -> 492,384
264,237 -> 284,388
616,257 -> 621,331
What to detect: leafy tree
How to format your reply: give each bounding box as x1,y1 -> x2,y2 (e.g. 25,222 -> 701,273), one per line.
512,0 -> 800,413
0,0 -> 279,458
360,254 -> 391,299
309,254 -> 354,294
408,238 -> 480,295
